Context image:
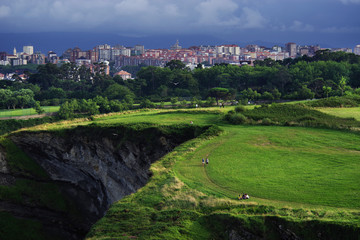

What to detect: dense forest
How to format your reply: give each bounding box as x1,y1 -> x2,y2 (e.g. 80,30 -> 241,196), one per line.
1,50 -> 360,114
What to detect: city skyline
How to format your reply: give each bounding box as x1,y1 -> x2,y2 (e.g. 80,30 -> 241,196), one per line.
0,0 -> 359,54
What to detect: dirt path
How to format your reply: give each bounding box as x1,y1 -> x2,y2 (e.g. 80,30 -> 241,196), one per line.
0,112 -> 57,120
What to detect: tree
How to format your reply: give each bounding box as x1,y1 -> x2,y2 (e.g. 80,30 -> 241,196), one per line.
104,83 -> 135,100
140,99 -> 155,108
93,96 -> 111,113
170,97 -> 178,105
165,60 -> 186,70
323,86 -> 332,98
339,76 -> 348,96
15,89 -> 35,109
0,89 -> 12,109
272,88 -> 281,100
58,101 -> 74,119
308,77 -> 325,98
44,87 -> 66,100
195,63 -> 203,69
79,99 -> 99,115
33,101 -> 45,114
262,91 -> 274,100
7,97 -> 18,110
109,100 -> 124,112
208,87 -> 229,105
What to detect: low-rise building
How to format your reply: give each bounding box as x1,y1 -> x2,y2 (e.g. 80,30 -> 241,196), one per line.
114,70 -> 132,80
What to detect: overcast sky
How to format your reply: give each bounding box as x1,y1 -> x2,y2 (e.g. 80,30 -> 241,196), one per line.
0,0 -> 359,48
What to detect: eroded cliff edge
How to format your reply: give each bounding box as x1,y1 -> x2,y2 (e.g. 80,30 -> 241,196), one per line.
1,123 -> 206,239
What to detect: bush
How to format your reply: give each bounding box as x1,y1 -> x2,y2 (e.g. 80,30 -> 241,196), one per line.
296,115 -> 317,122
242,103 -> 360,130
234,106 -> 246,113
305,95 -> 360,108
158,102 -> 165,109
0,117 -> 57,135
203,97 -> 216,107
224,112 -> 247,124
33,101 -> 45,114
261,118 -> 272,125
170,97 -> 178,105
140,99 -> 156,109
180,100 -> 187,108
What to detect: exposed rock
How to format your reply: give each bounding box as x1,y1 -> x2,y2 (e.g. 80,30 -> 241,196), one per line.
278,224 -> 301,240
228,228 -> 262,240
4,125 -> 200,239
0,146 -> 9,174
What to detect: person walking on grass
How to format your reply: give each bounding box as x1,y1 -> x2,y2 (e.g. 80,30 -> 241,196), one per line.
202,158 -> 205,166
206,158 -> 209,165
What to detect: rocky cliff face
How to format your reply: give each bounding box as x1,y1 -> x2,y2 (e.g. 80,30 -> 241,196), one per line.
2,125 -> 203,239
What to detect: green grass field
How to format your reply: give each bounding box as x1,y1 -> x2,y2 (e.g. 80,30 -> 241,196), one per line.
0,106 -> 59,118
29,107 -> 360,210
4,105 -> 360,238
317,107 -> 360,121
175,125 -> 360,209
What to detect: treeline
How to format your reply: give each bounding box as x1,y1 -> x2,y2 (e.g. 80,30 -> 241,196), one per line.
1,50 -> 360,109
0,89 -> 36,109
58,96 -> 133,119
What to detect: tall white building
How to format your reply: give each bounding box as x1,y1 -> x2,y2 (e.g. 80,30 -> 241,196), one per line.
23,46 -> 34,55
216,45 -> 240,56
354,45 -> 360,55
97,44 -> 111,61
285,42 -> 297,58
134,45 -> 145,55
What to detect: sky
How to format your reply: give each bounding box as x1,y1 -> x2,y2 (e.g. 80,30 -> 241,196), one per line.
0,0 -> 359,53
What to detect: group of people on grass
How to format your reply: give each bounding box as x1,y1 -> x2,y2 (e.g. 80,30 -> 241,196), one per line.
201,158 -> 209,165
238,193 -> 250,200
200,157 -> 250,200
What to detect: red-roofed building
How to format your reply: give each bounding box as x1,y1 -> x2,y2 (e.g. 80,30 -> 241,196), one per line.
114,70 -> 132,80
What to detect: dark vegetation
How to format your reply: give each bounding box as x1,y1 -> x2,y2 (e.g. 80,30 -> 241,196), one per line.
1,51 -> 360,116
304,94 -> 360,107
0,117 -> 57,135
224,103 -> 360,130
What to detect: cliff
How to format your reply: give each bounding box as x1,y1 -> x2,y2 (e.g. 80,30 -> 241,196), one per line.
0,124 -> 206,239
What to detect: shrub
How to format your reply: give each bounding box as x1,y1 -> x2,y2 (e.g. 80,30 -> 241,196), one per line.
140,99 -> 156,109
242,103 -> 360,130
203,97 -> 216,107
225,112 -> 247,124
261,118 -> 272,125
181,100 -> 187,108
305,95 -> 360,108
170,97 -> 178,105
234,106 -> 246,113
296,115 -> 317,122
33,101 -> 45,114
0,117 -> 57,135
158,102 -> 165,109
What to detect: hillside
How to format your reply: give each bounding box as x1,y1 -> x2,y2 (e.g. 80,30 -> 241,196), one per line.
0,106 -> 360,239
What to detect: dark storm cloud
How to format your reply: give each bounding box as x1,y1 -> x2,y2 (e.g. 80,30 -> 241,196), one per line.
0,0 -> 359,46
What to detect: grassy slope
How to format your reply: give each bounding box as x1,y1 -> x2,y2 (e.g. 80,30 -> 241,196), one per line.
21,107 -> 360,211
175,125 -> 360,209
2,106 -> 360,239
317,107 -> 360,121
